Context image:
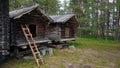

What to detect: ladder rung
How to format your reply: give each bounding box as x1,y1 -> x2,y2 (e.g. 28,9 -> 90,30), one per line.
29,42 -> 35,45
22,28 -> 28,30
28,40 -> 34,42
37,58 -> 41,61
30,44 -> 37,47
31,46 -> 36,48
30,44 -> 35,46
27,38 -> 33,41
25,34 -> 32,36
37,57 -> 45,64
34,52 -> 40,55
38,56 -> 43,59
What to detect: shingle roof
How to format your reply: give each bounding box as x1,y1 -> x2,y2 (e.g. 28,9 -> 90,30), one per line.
50,14 -> 75,23
9,4 -> 39,19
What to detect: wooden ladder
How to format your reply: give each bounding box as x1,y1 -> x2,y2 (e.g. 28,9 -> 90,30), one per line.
21,24 -> 44,66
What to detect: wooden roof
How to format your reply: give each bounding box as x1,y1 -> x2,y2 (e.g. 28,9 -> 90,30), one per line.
50,14 -> 79,24
9,4 -> 52,22
9,4 -> 39,19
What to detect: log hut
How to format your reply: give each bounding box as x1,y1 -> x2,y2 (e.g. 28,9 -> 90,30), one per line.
47,14 -> 79,42
9,4 -> 52,48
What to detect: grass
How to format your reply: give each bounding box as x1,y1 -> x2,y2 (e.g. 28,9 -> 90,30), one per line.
70,38 -> 120,52
0,37 -> 120,68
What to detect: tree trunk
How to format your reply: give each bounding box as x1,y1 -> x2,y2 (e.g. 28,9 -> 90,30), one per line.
118,10 -> 120,41
116,10 -> 120,41
105,1 -> 110,40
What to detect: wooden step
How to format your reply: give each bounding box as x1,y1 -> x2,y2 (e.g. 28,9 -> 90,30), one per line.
34,52 -> 40,55
37,57 -> 45,64
22,28 -> 28,30
31,46 -> 37,48
28,40 -> 34,42
25,34 -> 32,36
27,38 -> 33,40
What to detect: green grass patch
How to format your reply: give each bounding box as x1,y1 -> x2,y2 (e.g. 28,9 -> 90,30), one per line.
69,37 -> 120,52
97,59 -> 108,66
0,37 -> 120,68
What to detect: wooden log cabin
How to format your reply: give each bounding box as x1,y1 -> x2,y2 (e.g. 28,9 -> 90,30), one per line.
0,2 -> 79,59
47,14 -> 79,42
9,4 -> 52,47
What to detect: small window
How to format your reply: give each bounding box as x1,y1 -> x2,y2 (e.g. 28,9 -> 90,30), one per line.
29,25 -> 36,37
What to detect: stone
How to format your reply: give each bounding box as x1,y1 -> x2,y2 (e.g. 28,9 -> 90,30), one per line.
41,49 -> 46,56
69,45 -> 76,51
47,48 -> 53,56
23,56 -> 34,59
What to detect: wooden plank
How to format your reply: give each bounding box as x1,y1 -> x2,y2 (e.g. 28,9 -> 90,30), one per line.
65,27 -> 70,38
60,38 -> 76,41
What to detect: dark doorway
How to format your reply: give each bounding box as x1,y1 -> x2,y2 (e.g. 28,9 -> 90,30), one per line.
29,25 -> 36,37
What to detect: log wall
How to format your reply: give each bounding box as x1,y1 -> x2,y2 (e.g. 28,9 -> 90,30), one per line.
11,12 -> 47,45
0,0 -> 9,55
47,16 -> 78,41
60,17 -> 77,39
46,24 -> 61,41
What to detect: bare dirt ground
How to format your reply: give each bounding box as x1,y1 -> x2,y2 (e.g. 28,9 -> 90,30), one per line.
59,48 -> 118,68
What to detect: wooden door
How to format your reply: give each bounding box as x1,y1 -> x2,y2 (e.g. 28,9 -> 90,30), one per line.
65,27 -> 70,38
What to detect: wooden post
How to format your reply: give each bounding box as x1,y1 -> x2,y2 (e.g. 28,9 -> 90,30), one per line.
0,0 -> 9,55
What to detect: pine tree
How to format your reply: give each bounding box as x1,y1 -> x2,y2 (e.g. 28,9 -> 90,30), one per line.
9,0 -> 60,15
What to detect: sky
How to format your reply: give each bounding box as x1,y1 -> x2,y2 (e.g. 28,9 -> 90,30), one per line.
59,0 -> 69,10
59,0 -> 114,10
109,0 -> 113,3
59,0 -> 69,4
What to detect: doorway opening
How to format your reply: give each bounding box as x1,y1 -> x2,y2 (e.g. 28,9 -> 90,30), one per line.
29,25 -> 36,37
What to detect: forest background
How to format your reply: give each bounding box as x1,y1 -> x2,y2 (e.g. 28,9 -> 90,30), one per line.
10,0 -> 120,41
